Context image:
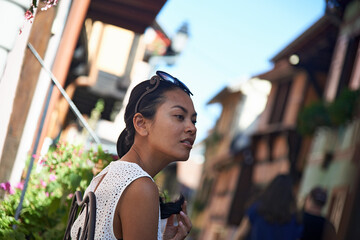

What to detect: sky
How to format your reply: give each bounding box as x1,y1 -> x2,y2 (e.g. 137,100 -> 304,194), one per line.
155,0 -> 326,143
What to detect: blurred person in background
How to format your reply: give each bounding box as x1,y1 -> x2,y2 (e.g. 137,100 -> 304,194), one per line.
301,186 -> 336,240
234,174 -> 303,240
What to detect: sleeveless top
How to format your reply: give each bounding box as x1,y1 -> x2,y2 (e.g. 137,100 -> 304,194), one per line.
70,161 -> 162,240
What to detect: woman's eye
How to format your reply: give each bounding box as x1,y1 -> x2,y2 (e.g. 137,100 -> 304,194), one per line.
175,115 -> 184,120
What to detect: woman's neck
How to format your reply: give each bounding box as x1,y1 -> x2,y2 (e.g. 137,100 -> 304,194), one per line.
124,145 -> 167,178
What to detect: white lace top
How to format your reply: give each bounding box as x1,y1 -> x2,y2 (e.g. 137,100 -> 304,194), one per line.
70,161 -> 162,240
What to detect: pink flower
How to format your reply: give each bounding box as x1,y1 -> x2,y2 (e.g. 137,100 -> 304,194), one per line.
40,179 -> 47,187
0,182 -> 10,190
0,182 -> 15,194
38,158 -> 47,165
49,174 -> 57,182
45,192 -> 49,197
67,193 -> 74,199
15,181 -> 24,190
25,10 -> 34,21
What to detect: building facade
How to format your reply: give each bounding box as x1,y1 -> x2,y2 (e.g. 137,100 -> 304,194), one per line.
0,0 -> 168,187
198,1 -> 360,240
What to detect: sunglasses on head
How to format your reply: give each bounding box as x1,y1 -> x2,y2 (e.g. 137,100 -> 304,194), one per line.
134,71 -> 193,113
156,71 -> 193,96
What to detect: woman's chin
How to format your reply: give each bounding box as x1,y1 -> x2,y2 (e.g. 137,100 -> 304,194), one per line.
173,154 -> 190,162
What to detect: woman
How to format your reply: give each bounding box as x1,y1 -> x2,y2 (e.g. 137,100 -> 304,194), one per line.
71,71 -> 196,239
234,174 -> 303,240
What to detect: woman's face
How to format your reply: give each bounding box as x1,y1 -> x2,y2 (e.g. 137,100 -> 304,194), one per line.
147,88 -> 197,162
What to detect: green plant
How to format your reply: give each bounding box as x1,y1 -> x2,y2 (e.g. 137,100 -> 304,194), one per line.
328,88 -> 360,126
0,142 -> 114,239
297,101 -> 331,135
297,88 -> 360,136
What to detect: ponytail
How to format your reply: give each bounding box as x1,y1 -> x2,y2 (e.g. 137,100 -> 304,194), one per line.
116,127 -> 135,158
116,129 -> 128,158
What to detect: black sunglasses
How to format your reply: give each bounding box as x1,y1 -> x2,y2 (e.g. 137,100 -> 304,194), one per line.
156,71 -> 193,96
134,71 -> 193,113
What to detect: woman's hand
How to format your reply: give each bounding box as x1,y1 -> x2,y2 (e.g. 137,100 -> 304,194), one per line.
163,201 -> 192,240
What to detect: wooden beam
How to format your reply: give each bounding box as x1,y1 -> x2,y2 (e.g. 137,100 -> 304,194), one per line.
0,3 -> 56,183
35,0 -> 91,156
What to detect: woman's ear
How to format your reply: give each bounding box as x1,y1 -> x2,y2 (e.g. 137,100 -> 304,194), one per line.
133,113 -> 148,136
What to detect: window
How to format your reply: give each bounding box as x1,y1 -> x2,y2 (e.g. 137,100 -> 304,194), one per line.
269,80 -> 292,124
337,35 -> 360,96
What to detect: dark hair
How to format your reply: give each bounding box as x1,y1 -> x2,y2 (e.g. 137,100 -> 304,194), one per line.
116,77 -> 178,158
257,174 -> 297,224
309,186 -> 327,207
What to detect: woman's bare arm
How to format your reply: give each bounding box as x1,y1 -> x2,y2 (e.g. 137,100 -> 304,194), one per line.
116,177 -> 160,240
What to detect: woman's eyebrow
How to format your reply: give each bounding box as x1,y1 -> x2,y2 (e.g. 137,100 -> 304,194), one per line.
172,105 -> 188,113
172,105 -> 197,117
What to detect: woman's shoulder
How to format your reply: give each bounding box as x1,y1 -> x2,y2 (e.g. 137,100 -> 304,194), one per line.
247,201 -> 260,211
126,176 -> 158,198
246,201 -> 261,220
110,160 -> 153,179
92,160 -> 154,197
116,175 -> 159,222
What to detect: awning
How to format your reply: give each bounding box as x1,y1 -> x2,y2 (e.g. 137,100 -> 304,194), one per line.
87,0 -> 168,33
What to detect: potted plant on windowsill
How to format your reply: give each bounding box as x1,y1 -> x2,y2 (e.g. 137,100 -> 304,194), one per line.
297,88 -> 360,136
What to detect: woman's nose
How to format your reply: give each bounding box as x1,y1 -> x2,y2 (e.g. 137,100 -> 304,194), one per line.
186,121 -> 197,135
